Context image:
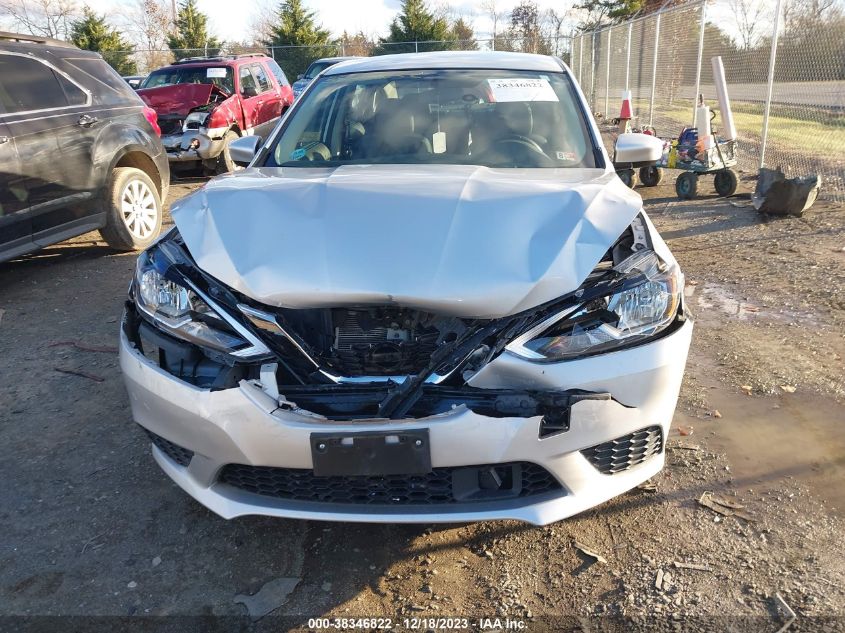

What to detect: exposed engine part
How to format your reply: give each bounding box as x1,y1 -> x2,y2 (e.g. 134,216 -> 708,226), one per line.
275,382 -> 612,425
326,307 -> 467,376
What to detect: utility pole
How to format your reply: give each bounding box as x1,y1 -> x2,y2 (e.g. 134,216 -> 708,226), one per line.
171,0 -> 177,25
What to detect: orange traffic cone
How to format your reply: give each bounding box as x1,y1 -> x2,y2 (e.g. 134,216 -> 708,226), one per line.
618,90 -> 632,133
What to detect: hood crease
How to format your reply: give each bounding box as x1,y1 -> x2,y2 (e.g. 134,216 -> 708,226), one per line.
172,165 -> 642,319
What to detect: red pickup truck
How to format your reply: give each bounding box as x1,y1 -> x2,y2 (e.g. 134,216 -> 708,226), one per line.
137,54 -> 293,173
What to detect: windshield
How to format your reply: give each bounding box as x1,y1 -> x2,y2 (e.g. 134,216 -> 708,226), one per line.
141,66 -> 234,95
304,60 -> 335,80
264,69 -> 598,169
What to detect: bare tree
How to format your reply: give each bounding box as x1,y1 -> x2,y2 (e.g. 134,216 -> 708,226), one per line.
544,8 -> 567,56
338,31 -> 376,57
727,0 -> 770,50
481,0 -> 508,49
126,0 -> 173,72
0,0 -> 79,40
248,0 -> 277,45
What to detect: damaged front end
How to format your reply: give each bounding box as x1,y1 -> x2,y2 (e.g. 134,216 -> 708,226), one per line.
138,83 -> 238,164
120,211 -> 692,523
124,213 -> 686,425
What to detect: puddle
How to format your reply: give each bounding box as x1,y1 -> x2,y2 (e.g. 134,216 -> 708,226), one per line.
686,282 -> 819,325
676,390 -> 845,516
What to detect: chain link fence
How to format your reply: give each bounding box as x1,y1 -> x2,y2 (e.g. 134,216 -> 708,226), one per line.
572,0 -> 845,201
113,36 -> 573,79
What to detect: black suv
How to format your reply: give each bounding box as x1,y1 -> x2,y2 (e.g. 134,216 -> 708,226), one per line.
0,32 -> 169,263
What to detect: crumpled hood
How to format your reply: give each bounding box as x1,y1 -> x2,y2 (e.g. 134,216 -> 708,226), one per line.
137,84 -> 215,117
171,165 -> 642,319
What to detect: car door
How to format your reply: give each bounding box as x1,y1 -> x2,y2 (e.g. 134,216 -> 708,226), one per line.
0,52 -> 69,216
0,116 -> 32,260
249,63 -> 281,137
30,56 -> 98,241
238,65 -> 262,135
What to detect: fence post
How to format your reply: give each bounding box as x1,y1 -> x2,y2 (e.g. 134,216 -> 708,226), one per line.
590,33 -> 596,108
649,12 -> 661,128
605,27 -> 612,118
692,0 -> 707,125
578,35 -> 583,85
415,40 -> 419,53
625,22 -> 632,91
760,0 -> 783,169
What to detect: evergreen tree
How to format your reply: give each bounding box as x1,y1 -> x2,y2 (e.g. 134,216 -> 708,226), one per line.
167,0 -> 222,60
576,0 -> 668,29
452,17 -> 477,50
70,7 -> 137,75
374,0 -> 457,55
266,0 -> 333,80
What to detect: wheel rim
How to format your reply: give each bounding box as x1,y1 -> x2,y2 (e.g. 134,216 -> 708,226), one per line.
120,178 -> 157,239
225,138 -> 244,172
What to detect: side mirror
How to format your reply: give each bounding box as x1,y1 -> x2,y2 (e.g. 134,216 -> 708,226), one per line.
228,135 -> 262,167
614,133 -> 664,166
241,85 -> 258,98
297,74 -> 304,80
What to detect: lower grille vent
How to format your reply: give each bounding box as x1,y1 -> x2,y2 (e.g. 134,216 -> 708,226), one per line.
144,428 -> 194,467
581,426 -> 663,474
219,461 -> 561,506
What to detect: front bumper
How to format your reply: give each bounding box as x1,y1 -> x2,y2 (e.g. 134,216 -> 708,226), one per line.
161,130 -> 225,162
119,317 -> 693,525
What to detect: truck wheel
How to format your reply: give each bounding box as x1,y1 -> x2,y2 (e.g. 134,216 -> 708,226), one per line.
675,172 -> 698,199
99,167 -> 163,251
714,169 -> 739,197
617,168 -> 638,189
215,130 -> 242,175
639,165 -> 664,187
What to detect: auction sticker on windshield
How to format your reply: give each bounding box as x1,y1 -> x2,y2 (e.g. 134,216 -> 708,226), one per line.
206,68 -> 227,78
487,78 -> 558,102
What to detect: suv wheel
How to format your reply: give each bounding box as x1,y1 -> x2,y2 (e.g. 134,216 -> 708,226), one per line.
215,130 -> 243,175
99,167 -> 163,251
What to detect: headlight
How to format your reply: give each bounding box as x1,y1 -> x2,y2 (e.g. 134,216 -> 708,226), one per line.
134,249 -> 270,358
183,111 -> 209,131
507,250 -> 682,361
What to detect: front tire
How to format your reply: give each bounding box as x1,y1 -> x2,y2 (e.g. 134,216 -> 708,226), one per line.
215,130 -> 242,175
617,168 -> 638,189
639,165 -> 664,187
675,172 -> 699,199
99,167 -> 163,251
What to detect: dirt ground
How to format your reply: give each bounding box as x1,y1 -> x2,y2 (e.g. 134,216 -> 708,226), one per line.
0,171 -> 843,631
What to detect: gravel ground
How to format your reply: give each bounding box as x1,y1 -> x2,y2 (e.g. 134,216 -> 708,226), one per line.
0,172 -> 843,631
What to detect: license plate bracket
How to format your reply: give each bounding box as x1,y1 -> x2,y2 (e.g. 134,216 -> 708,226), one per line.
310,429 -> 431,477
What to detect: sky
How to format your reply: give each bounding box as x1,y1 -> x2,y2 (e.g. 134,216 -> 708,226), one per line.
80,0 -> 578,43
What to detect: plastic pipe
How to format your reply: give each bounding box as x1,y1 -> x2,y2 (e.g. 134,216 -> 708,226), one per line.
711,56 -> 737,141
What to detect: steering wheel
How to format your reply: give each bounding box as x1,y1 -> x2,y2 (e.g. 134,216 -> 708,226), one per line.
494,135 -> 547,155
304,142 -> 332,162
486,136 -> 553,167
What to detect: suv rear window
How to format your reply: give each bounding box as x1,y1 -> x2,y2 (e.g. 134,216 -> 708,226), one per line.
266,59 -> 289,87
66,57 -> 137,104
0,54 -> 87,114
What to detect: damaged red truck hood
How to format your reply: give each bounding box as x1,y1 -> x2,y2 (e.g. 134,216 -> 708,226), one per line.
136,84 -> 217,117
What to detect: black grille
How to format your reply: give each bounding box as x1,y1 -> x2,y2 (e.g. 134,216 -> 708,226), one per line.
144,429 -> 194,467
158,117 -> 184,136
219,462 -> 561,506
581,426 -> 663,474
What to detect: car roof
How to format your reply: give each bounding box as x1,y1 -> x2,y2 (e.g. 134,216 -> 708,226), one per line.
324,51 -> 564,76
310,56 -> 361,64
0,31 -> 75,48
157,55 -> 270,71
